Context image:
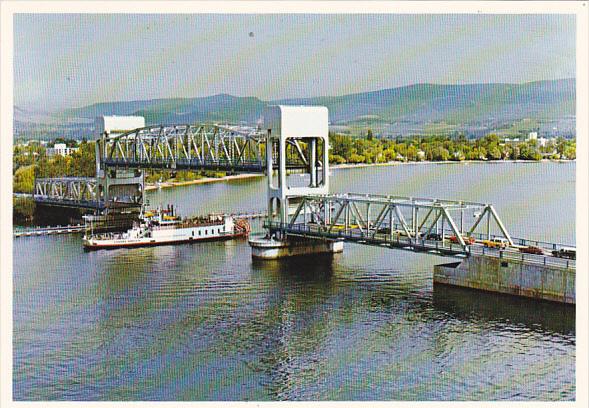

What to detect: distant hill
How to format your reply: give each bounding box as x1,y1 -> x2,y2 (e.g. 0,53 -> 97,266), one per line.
275,78 -> 575,125
63,94 -> 267,125
15,78 -> 575,139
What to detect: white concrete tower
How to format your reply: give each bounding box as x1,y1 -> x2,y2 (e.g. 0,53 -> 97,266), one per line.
263,105 -> 330,224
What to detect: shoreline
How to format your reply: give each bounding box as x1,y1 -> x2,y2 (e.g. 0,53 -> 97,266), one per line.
144,173 -> 264,191
143,159 -> 574,191
331,158 -> 574,170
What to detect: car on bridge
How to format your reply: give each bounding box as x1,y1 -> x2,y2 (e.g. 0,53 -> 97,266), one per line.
552,247 -> 576,260
448,234 -> 476,245
519,245 -> 544,255
482,237 -> 510,249
376,226 -> 392,234
425,232 -> 442,241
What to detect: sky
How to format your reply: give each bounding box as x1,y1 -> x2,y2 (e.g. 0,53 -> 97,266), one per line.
13,13 -> 576,111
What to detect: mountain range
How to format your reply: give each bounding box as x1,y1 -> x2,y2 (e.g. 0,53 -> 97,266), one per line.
14,78 -> 575,139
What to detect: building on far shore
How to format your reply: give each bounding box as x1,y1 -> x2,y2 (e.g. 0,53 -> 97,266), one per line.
502,131 -> 556,148
46,143 -> 79,157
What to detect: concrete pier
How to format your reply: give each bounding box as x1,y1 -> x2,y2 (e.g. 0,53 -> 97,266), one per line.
434,254 -> 575,304
249,236 -> 344,259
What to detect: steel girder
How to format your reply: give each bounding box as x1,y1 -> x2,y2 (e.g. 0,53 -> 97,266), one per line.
98,124 -> 266,171
34,177 -> 97,202
99,124 -> 314,172
272,193 -> 513,254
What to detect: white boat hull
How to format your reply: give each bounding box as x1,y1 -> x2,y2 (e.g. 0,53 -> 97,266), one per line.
83,215 -> 247,250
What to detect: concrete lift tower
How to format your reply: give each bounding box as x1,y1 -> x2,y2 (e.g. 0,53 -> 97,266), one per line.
249,105 -> 344,258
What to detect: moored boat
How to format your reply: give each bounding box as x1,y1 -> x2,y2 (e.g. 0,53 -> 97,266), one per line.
83,205 -> 250,250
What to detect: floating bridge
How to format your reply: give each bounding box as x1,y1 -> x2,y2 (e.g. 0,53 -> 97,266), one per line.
32,106 -> 575,302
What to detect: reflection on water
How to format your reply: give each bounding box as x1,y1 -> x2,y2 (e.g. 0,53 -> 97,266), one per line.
432,285 -> 575,337
13,163 -> 575,400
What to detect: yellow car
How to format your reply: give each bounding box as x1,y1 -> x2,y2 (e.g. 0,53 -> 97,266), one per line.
482,238 -> 509,249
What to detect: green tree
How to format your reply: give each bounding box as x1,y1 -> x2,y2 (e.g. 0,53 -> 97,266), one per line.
348,153 -> 365,164
13,197 -> 35,224
487,145 -> 502,160
519,142 -> 541,160
406,145 -> 418,161
563,145 -> 576,160
329,154 -> 346,165
13,165 -> 36,193
70,141 -> 97,177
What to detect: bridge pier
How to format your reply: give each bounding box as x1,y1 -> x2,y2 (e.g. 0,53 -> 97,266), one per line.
250,236 -> 343,259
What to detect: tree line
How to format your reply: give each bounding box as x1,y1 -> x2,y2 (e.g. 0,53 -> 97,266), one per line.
13,133 -> 576,194
329,132 -> 576,165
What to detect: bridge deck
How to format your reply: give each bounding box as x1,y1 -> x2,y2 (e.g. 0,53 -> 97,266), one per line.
33,197 -> 141,210
100,158 -> 309,172
265,221 -> 575,270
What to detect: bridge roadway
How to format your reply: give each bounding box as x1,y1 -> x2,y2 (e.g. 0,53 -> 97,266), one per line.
100,158 -> 307,172
33,196 -> 140,210
264,221 -> 575,269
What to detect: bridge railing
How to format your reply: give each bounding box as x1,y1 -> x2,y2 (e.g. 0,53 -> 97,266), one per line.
469,244 -> 575,270
389,222 -> 574,253
264,221 -> 575,270
100,157 -> 310,172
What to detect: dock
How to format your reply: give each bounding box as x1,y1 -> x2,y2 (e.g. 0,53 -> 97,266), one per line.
14,224 -> 86,238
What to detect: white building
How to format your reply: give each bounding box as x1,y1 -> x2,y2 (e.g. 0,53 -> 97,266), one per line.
46,143 -> 78,157
527,131 -> 538,141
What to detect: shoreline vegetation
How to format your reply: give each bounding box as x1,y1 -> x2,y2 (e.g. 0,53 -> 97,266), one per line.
12,130 -> 576,224
13,132 -> 576,196
331,157 -> 574,169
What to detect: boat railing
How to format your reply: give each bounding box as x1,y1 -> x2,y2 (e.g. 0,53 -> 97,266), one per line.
88,231 -> 130,240
150,220 -> 225,230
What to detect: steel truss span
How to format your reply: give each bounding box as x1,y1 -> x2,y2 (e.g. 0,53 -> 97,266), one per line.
99,123 -> 311,172
32,121 -> 318,210
99,124 -> 265,171
34,177 -> 98,205
33,177 -> 140,210
268,193 -> 514,255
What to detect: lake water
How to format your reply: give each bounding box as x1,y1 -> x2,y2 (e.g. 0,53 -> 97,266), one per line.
13,162 -> 576,400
